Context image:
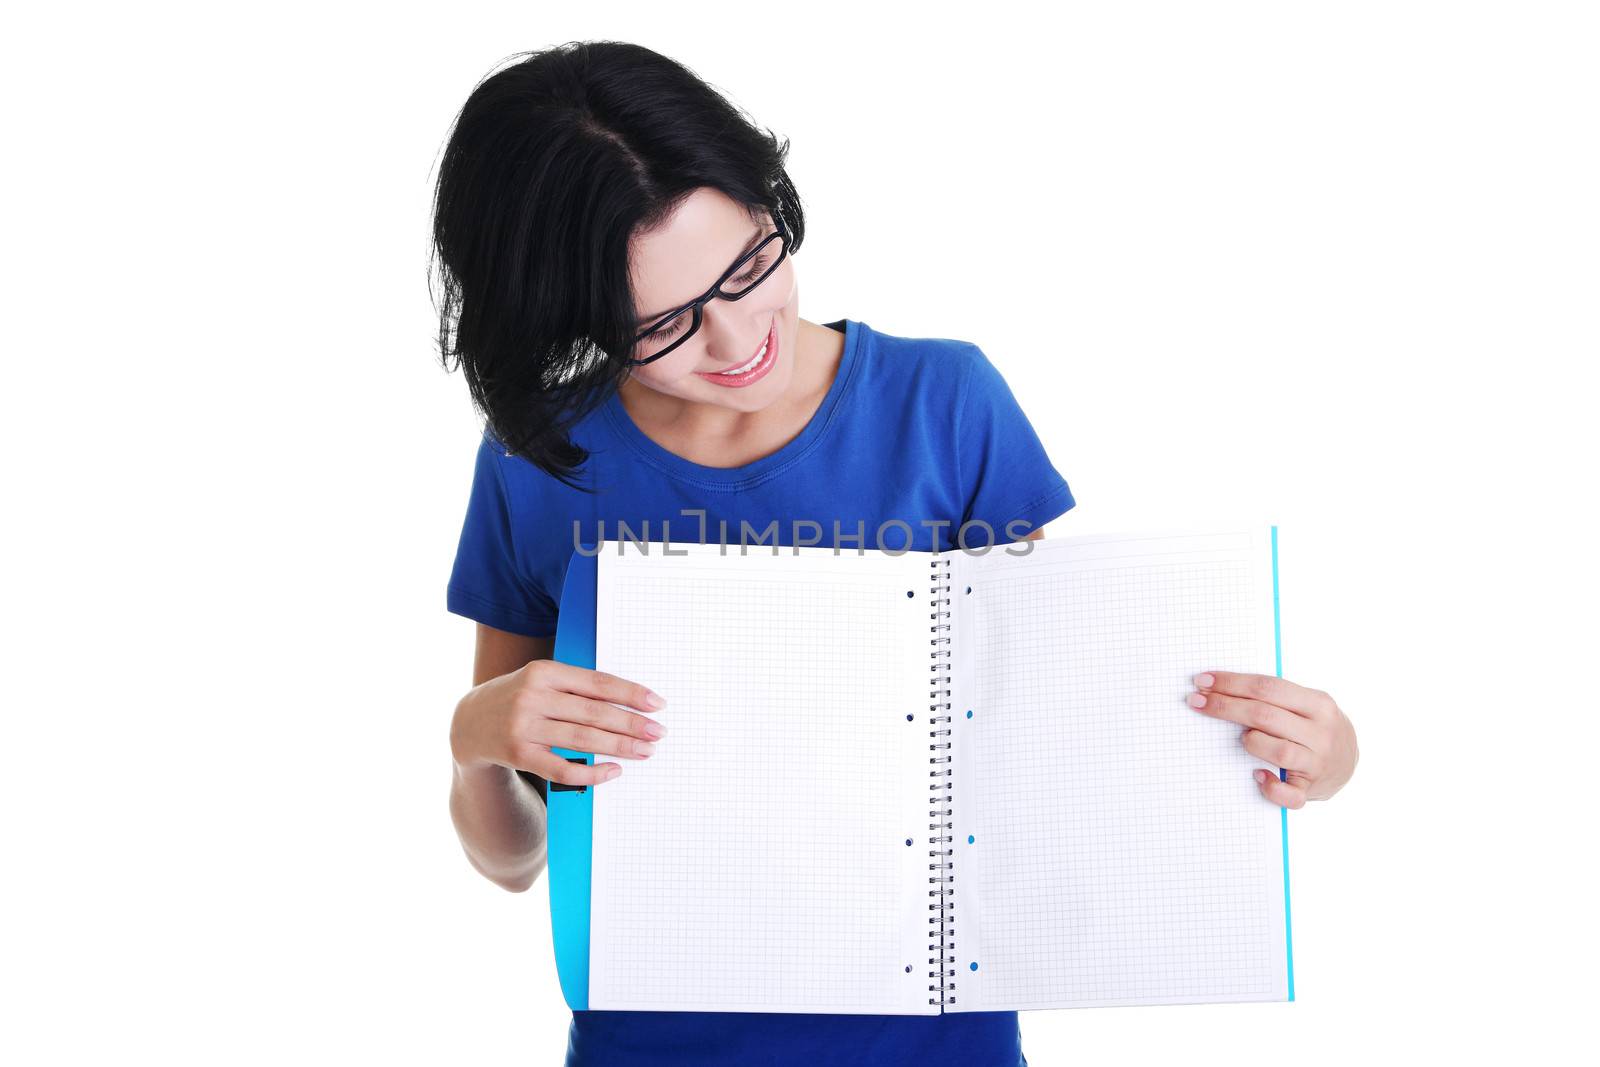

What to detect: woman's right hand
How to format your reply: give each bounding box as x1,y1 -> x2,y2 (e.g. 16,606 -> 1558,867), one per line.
450,659 -> 667,788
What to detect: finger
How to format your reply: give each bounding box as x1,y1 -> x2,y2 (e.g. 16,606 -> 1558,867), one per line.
1240,729 -> 1318,774
542,690 -> 667,742
1195,671 -> 1334,719
1186,691 -> 1317,747
522,748 -> 623,786
534,718 -> 661,761
531,660 -> 666,713
1254,768 -> 1307,809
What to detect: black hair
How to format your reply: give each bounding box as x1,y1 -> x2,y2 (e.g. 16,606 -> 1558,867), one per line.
429,41 -> 807,490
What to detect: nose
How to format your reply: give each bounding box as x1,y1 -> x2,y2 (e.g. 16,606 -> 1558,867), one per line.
700,303 -> 771,367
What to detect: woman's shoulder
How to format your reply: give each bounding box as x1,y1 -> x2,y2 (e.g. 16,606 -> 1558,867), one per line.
855,318 -> 985,364
475,415 -> 612,504
850,318 -> 997,405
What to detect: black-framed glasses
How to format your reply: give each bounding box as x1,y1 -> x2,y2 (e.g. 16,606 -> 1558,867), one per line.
629,218 -> 792,365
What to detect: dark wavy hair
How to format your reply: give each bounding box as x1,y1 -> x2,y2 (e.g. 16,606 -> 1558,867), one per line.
429,41 -> 808,490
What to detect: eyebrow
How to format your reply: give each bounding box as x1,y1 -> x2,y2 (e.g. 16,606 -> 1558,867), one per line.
635,225 -> 766,326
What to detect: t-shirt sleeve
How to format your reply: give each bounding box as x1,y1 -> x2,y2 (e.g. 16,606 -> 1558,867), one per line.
956,344 -> 1076,541
446,433 -> 561,638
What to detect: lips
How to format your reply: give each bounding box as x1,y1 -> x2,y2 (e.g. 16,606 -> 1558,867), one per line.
694,318 -> 779,388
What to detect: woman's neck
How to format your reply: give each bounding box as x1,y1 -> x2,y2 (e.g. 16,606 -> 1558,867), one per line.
616,318 -> 845,469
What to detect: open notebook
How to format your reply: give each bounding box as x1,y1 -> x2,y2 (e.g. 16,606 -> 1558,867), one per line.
545,527 -> 1293,1014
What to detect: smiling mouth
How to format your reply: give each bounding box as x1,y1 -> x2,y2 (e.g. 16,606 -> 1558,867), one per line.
713,339 -> 769,375
694,318 -> 778,387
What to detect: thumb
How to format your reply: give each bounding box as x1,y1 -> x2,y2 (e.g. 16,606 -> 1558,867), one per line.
1254,768 -> 1307,809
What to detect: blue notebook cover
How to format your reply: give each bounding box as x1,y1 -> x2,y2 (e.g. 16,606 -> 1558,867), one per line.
548,545 -> 597,1011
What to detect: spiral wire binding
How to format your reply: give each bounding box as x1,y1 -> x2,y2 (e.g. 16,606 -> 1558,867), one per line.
927,554 -> 955,1006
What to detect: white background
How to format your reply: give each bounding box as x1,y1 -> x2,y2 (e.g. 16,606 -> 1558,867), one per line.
4,2 -> 1595,1063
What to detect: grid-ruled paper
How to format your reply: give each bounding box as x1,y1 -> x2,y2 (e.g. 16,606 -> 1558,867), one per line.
589,543 -> 934,1015
946,529 -> 1288,1010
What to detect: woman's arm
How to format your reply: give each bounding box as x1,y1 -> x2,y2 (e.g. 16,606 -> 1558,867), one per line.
448,622 -> 670,892
449,625 -> 553,893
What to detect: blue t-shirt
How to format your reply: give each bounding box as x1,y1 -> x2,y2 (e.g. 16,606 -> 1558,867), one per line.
446,318 -> 1073,1067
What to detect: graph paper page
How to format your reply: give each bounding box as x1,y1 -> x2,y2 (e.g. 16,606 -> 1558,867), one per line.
589,543 -> 934,1014
945,528 -> 1289,1010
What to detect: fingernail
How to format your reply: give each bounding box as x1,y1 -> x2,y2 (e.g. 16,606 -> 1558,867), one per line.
634,740 -> 656,757
644,690 -> 667,710
1194,673 -> 1215,689
643,721 -> 666,740
603,765 -> 620,781
1186,693 -> 1206,708
1254,769 -> 1269,784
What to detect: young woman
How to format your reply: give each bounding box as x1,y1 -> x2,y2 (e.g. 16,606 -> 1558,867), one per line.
435,40 -> 1359,1067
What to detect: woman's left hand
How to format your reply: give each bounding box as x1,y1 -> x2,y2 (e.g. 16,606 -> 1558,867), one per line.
1186,672 -> 1359,808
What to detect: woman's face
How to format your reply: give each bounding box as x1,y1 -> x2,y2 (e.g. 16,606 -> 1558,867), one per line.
624,187 -> 799,412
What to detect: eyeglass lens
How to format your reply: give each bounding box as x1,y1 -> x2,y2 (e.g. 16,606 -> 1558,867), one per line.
634,230 -> 787,362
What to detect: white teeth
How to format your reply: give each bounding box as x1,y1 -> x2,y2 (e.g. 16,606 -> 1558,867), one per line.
716,338 -> 768,375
